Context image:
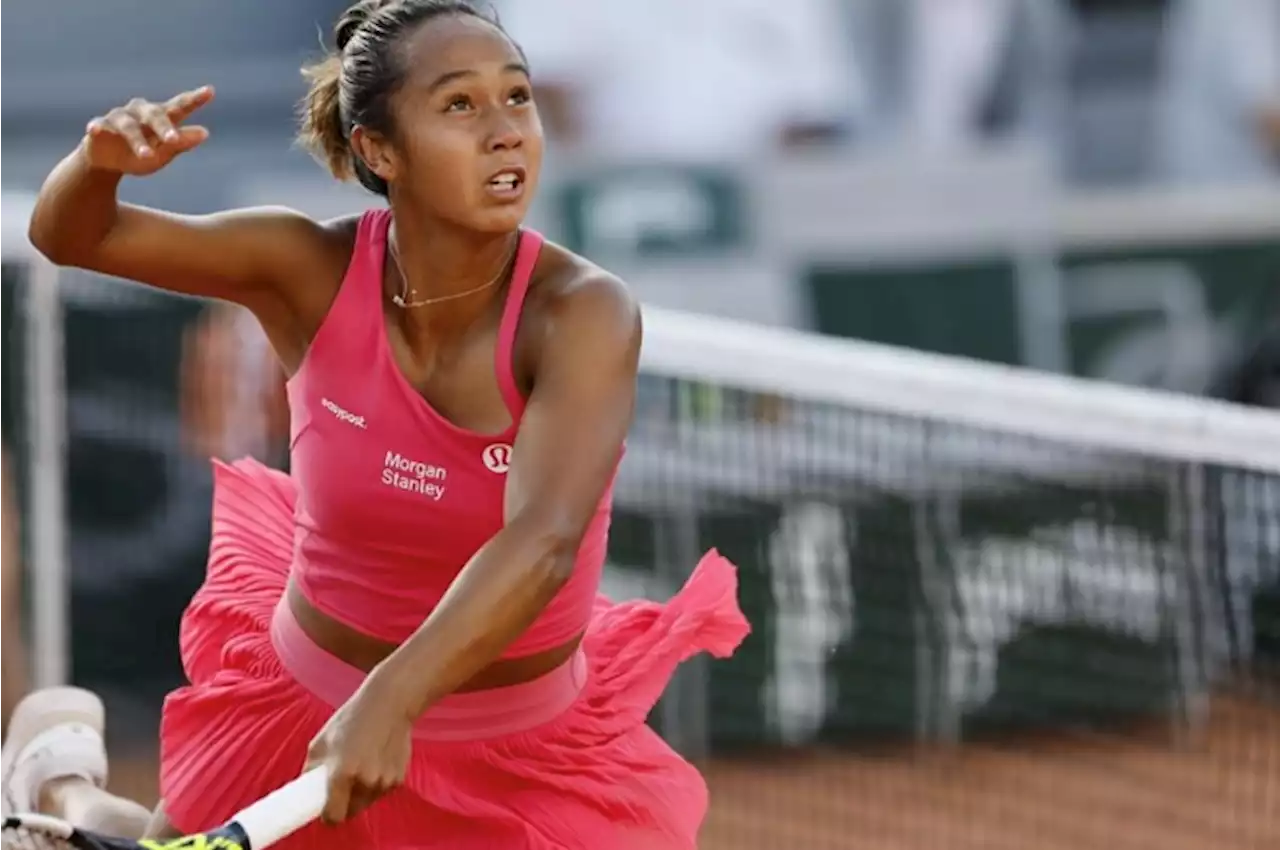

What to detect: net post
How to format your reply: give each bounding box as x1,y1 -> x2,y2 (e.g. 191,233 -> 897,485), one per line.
1167,462 -> 1214,745
912,485 -> 965,748
24,256 -> 69,689
1205,467 -> 1244,673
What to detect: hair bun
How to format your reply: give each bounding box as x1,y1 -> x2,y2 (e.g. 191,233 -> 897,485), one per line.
335,0 -> 392,50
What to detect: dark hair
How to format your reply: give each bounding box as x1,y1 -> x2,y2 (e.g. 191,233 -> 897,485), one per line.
298,0 -> 500,196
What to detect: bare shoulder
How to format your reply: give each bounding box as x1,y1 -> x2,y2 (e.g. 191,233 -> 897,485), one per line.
527,241 -> 640,339
294,210 -> 363,270
510,240 -> 640,389
316,212 -> 363,245
258,211 -> 361,307
227,206 -> 360,270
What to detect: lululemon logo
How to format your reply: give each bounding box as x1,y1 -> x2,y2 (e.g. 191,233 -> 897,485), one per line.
483,443 -> 512,474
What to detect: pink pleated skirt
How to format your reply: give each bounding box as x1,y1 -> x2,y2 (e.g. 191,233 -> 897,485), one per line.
159,459 -> 750,850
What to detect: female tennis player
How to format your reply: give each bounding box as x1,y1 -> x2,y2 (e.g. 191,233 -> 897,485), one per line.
11,1 -> 749,847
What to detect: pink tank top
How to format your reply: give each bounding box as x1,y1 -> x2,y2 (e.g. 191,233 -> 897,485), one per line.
285,209 -> 613,656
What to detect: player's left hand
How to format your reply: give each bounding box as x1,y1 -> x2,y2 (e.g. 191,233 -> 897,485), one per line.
305,675 -> 414,825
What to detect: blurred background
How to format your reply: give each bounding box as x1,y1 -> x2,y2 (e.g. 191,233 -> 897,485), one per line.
2,1 -> 1279,847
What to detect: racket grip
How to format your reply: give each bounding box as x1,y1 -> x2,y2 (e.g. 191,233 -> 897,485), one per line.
230,766 -> 330,849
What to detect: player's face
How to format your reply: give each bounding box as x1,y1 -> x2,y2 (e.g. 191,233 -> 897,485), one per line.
388,15 -> 542,232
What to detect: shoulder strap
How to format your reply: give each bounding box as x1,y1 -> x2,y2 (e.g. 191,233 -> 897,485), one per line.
495,229 -> 544,421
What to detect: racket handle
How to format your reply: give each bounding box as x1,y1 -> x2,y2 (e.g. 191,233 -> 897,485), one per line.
230,766 -> 330,849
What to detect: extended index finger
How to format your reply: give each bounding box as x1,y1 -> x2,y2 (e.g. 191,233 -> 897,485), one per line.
164,86 -> 215,122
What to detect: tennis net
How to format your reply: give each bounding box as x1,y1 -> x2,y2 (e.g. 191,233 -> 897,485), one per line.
617,305 -> 1280,850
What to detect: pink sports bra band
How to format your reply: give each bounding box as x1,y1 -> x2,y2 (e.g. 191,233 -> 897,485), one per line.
269,597 -> 587,742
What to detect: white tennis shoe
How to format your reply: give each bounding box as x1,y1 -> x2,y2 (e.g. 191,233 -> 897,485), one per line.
1,688 -> 108,817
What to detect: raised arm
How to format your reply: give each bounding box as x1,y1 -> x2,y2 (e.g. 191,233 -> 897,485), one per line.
27,87 -> 325,306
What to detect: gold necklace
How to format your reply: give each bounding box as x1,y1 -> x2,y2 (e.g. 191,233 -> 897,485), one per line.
389,233 -> 518,308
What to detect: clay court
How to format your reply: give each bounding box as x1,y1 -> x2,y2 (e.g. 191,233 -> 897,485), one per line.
101,693 -> 1276,849
700,694 -> 1279,850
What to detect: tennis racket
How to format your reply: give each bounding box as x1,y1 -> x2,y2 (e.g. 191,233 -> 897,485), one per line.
2,766 -> 329,850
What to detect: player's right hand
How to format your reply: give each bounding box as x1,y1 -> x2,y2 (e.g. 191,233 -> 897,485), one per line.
82,86 -> 215,176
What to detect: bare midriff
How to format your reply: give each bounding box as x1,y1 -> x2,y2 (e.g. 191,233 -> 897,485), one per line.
286,579 -> 582,691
